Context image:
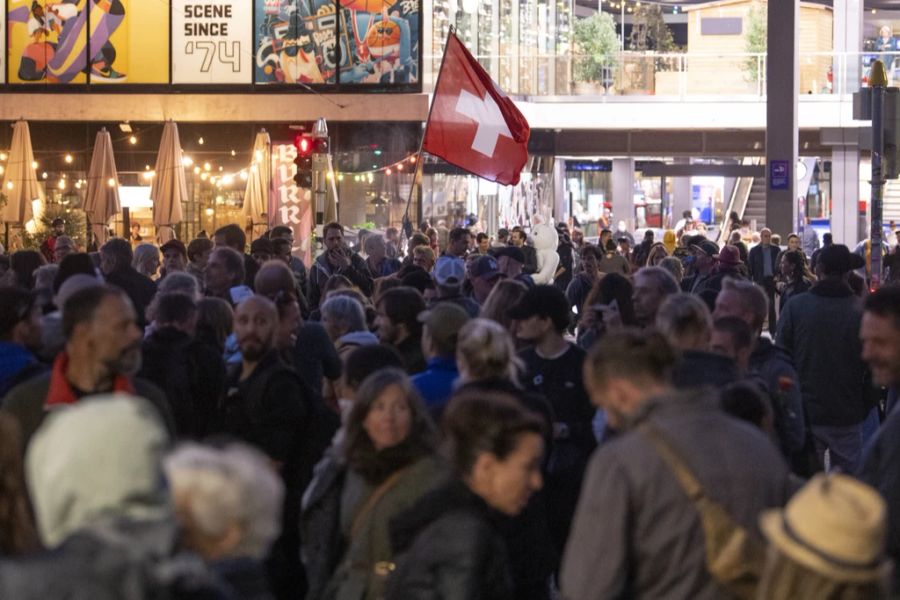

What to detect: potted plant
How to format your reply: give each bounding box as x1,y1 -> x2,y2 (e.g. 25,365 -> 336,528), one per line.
573,13 -> 619,95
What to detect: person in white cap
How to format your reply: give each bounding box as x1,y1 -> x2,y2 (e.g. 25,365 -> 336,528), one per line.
758,473 -> 890,599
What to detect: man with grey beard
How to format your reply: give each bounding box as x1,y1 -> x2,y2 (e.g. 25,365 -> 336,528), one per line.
1,285 -> 173,446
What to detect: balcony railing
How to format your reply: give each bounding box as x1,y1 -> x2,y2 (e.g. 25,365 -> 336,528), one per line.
423,50 -> 894,100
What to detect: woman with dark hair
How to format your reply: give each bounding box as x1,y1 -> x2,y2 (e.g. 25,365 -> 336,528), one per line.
0,413 -> 38,557
301,368 -> 444,600
53,253 -> 99,295
777,249 -> 814,313
195,297 -> 234,355
9,251 -> 44,290
386,392 -> 545,600
577,272 -> 638,349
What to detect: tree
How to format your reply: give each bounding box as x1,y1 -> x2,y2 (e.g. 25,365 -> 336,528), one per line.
628,4 -> 676,54
573,13 -> 619,88
20,204 -> 87,251
744,3 -> 767,84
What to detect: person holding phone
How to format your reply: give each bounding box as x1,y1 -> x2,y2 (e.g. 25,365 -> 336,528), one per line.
308,222 -> 375,309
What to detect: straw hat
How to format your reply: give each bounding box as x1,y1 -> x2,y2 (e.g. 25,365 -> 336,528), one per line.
760,473 -> 890,583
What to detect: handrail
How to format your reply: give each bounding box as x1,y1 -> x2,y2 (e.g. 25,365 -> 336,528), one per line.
718,157 -> 761,246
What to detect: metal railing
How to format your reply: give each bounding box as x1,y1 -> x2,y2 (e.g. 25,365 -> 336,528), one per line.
423,50 -> 894,100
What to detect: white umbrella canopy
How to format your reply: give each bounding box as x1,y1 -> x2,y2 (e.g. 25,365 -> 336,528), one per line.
243,129 -> 271,237
1,121 -> 44,226
150,121 -> 188,242
83,128 -> 120,244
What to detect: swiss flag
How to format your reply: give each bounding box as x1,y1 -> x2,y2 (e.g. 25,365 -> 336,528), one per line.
423,33 -> 530,186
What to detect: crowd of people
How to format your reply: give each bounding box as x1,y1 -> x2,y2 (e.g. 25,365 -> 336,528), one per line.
0,214 -> 898,599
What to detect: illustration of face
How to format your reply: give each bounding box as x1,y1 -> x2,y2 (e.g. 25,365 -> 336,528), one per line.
365,20 -> 402,59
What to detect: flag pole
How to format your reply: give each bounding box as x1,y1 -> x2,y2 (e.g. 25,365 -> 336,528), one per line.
402,25 -> 457,238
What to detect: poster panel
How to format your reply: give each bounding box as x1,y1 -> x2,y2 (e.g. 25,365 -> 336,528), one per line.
269,143 -> 313,264
254,0 -> 342,85
172,0 -> 252,84
8,0 -> 88,84
90,0 -> 169,84
338,0 -> 419,85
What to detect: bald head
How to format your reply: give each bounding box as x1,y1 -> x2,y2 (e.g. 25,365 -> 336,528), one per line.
234,295 -> 278,362
254,260 -> 295,299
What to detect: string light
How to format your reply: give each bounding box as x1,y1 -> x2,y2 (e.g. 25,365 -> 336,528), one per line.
198,137 -> 205,145
0,166 -> 4,175
57,179 -> 66,190
203,162 -> 211,171
230,149 -> 236,157
182,156 -> 193,166
129,136 -> 137,145
239,171 -> 248,181
107,177 -> 116,187
41,172 -> 47,180
31,161 -> 37,169
0,153 -> 7,161
64,154 -> 73,164
193,166 -> 201,175
200,172 -> 208,181
6,181 -> 12,190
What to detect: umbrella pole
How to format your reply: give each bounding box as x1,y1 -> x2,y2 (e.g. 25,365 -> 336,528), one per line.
3,223 -> 7,252
123,208 -> 131,242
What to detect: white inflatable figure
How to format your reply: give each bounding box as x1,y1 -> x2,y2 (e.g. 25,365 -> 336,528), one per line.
531,222 -> 560,284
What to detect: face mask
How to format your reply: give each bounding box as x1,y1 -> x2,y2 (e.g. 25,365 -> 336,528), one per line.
683,255 -> 696,268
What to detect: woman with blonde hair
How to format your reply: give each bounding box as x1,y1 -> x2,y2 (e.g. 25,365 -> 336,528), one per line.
479,279 -> 528,332
456,318 -> 523,386
133,243 -> 161,280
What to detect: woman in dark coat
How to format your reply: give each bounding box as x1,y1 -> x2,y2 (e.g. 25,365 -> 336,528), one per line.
300,369 -> 444,600
386,392 -> 545,600
777,249 -> 814,313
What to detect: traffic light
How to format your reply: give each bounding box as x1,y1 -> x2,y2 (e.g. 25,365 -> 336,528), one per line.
293,134 -> 313,188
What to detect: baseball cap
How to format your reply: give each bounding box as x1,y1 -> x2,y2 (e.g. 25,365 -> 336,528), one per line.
715,245 -> 742,266
468,255 -> 503,280
159,239 -> 187,257
417,303 -> 470,349
507,284 -> 570,326
690,239 -> 719,257
490,246 -> 525,264
433,256 -> 466,286
818,244 -> 865,276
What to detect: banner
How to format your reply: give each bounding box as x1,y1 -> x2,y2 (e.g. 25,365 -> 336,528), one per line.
339,0 -> 419,85
269,143 -> 313,264
172,0 -> 252,84
7,0 -> 168,84
8,0 -> 87,83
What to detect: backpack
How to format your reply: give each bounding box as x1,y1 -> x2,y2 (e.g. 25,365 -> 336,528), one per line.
639,422 -> 765,599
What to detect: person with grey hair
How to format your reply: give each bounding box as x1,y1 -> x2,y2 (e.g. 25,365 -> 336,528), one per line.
32,264 -> 59,312
632,266 -> 679,328
320,295 -> 378,362
165,442 -> 284,598
0,395 -> 224,598
714,277 -> 806,463
133,243 -> 161,280
656,293 -> 738,390
157,271 -> 202,301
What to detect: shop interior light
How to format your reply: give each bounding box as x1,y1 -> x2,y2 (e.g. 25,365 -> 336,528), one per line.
198,137 -> 205,145
5,181 -> 12,189
239,171 -> 248,181
204,162 -> 211,171
119,122 -> 132,133
58,179 -> 65,190
64,154 -> 73,164
230,150 -> 236,157
205,208 -> 214,216
0,153 -> 7,161
0,166 -> 5,175
200,173 -> 208,181
145,165 -> 151,170
182,156 -> 193,166
193,166 -> 201,175
41,172 -> 47,180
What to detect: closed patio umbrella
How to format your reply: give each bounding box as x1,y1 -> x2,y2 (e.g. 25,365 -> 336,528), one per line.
243,129 -> 271,239
83,127 -> 120,245
1,121 -> 44,227
150,121 -> 187,242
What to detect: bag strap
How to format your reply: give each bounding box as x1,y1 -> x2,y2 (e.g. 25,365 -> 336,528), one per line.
349,466 -> 411,540
638,422 -> 705,502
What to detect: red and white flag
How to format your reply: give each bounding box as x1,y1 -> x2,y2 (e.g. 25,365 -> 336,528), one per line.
423,33 -> 530,186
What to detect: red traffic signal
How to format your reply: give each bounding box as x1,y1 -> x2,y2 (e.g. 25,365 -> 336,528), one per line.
294,134 -> 313,157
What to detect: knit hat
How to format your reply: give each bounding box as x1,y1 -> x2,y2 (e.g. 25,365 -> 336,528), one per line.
760,473 -> 890,583
715,245 -> 742,267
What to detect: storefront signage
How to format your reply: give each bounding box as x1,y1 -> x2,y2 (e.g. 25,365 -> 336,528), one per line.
172,0 -> 252,84
769,160 -> 790,191
269,143 -> 313,263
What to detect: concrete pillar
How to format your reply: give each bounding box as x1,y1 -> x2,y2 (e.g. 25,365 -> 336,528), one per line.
831,147 -> 861,248
832,0 -> 863,96
672,158 -> 692,227
766,0 -> 799,237
612,158 -> 635,230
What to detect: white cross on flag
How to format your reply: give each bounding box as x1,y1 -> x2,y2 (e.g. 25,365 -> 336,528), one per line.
423,33 -> 530,186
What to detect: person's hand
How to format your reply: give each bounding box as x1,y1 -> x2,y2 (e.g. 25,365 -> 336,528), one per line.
328,247 -> 351,269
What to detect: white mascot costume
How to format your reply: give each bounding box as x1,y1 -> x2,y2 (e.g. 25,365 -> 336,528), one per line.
530,222 -> 560,284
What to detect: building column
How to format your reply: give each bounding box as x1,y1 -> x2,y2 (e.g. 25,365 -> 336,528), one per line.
832,0 -> 863,96
612,157 -> 635,230
553,158 -> 567,225
831,147 -> 862,248
766,0 -> 799,237
672,158 -> 692,228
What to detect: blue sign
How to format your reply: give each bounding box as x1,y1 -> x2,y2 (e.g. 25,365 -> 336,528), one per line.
770,160 -> 790,191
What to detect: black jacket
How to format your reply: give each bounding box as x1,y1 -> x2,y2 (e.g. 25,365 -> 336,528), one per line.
386,480 -> 515,600
672,350 -> 739,391
308,253 -> 374,308
105,266 -> 157,326
139,327 -> 226,440
748,243 -> 779,283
